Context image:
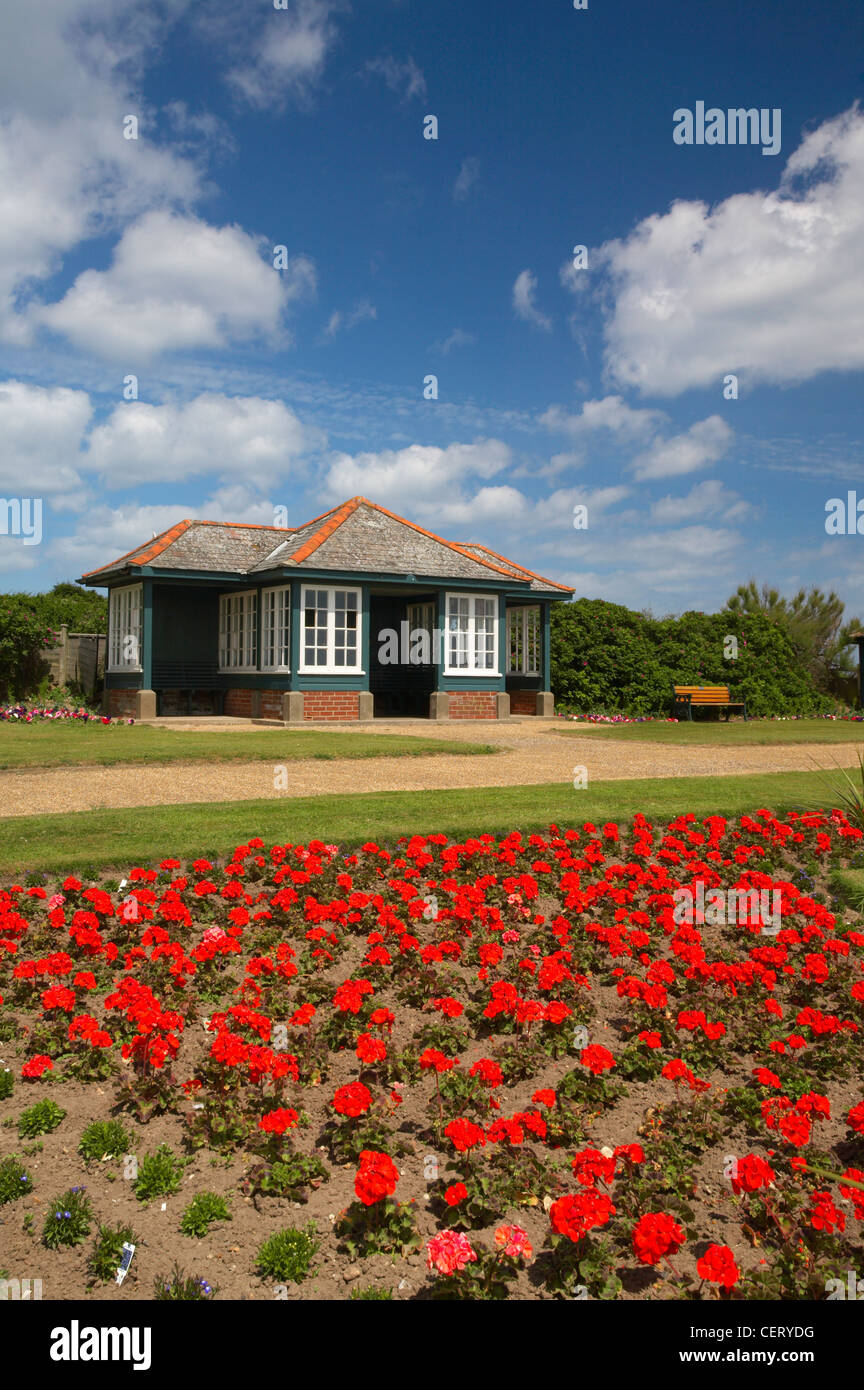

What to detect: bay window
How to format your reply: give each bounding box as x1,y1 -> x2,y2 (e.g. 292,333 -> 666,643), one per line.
108,583 -> 143,671
445,592 -> 498,675
301,586 -> 361,672
261,586 -> 291,671
506,606 -> 541,676
219,590 -> 258,671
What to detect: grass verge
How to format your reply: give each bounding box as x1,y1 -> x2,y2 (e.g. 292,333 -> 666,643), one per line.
0,768 -> 839,877
554,718 -> 864,746
0,725 -> 497,770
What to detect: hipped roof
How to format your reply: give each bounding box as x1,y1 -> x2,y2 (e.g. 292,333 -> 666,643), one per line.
80,496 -> 573,596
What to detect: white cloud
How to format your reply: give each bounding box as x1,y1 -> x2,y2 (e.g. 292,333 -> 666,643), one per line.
57,483 -> 287,579
630,415 -> 733,481
512,270 -> 552,332
0,380 -> 92,494
432,328 -> 476,355
555,522 -> 743,602
0,1 -> 202,343
595,104 -> 864,395
86,392 -> 324,487
650,478 -> 751,524
453,157 -> 480,202
541,394 -> 666,441
56,501 -> 205,579
323,439 -> 512,517
227,0 -> 340,109
364,54 -> 427,103
0,536 -> 43,575
322,299 -> 377,339
37,211 -> 315,360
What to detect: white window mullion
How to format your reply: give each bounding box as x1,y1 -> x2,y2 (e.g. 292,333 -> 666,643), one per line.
218,590 -> 258,672
299,586 -> 362,674
445,593 -> 499,677
109,584 -> 143,672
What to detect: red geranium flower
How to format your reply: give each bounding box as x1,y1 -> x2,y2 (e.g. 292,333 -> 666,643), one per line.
332,1081 -> 373,1117
419,1048 -> 458,1074
549,1191 -> 615,1242
444,1117 -> 487,1153
258,1107 -> 298,1135
632,1212 -> 685,1266
696,1244 -> 739,1288
356,1032 -> 387,1064
580,1044 -> 616,1075
21,1054 -> 53,1079
730,1154 -> 775,1194
354,1150 -> 399,1206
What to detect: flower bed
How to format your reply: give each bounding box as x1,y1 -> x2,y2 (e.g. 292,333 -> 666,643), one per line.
1,810 -> 863,1300
556,711 -> 864,724
0,705 -> 133,724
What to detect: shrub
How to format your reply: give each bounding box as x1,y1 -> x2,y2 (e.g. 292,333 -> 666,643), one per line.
42,1187 -> 92,1248
18,1099 -> 66,1138
180,1191 -> 231,1239
154,1264 -> 216,1300
0,1068 -> 13,1100
0,597 -> 54,702
257,1224 -> 319,1283
88,1223 -> 137,1283
0,1155 -> 32,1205
133,1145 -> 184,1202
551,599 -> 834,716
252,1153 -> 329,1201
79,1119 -> 130,1162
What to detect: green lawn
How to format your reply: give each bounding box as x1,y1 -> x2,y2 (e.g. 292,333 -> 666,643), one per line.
0,723 -> 496,770
555,718 -> 864,746
0,769 -> 844,877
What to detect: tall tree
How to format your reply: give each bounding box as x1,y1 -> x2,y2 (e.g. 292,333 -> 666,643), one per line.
724,582 -> 861,692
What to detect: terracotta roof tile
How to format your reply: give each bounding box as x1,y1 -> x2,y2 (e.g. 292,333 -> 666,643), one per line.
78,497 -> 573,595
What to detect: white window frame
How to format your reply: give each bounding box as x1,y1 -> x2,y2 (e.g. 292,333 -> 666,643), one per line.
444,592 -> 500,676
108,583 -> 143,672
299,585 -> 363,674
261,586 -> 291,672
219,589 -> 258,672
506,605 -> 541,676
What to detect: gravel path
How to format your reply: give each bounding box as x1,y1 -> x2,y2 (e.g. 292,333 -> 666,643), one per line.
2,721 -> 854,817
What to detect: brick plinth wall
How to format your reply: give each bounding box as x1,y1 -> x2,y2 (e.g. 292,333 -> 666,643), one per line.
108,688 -> 138,718
224,688 -> 254,717
261,691 -> 284,719
303,692 -> 360,721
448,691 -> 498,719
509,690 -> 538,716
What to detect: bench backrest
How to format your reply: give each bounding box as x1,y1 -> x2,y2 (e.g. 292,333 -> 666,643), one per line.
673,685 -> 731,702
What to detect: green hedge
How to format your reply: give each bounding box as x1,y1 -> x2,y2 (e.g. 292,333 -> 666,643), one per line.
0,597 -> 54,703
550,600 -> 835,716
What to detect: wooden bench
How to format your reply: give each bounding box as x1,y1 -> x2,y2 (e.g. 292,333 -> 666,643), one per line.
672,685 -> 747,721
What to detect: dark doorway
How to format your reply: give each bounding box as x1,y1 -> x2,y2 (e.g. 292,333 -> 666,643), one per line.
369,594 -> 436,717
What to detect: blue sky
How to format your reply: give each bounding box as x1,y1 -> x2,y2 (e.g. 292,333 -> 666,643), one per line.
1,0 -> 862,616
